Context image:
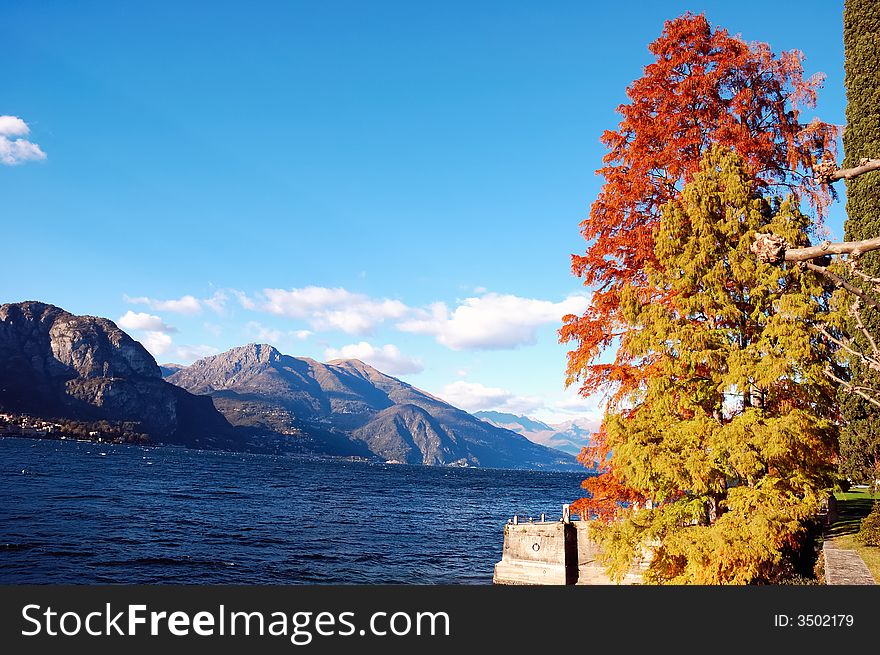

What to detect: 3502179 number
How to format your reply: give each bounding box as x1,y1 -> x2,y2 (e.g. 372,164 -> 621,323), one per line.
796,615 -> 854,627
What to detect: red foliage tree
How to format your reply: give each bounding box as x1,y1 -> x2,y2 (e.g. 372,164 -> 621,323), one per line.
562,13 -> 837,520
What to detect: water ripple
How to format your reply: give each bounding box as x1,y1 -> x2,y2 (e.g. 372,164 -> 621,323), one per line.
0,437 -> 587,584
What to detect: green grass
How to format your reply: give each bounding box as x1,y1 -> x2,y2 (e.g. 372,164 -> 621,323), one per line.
829,488 -> 880,583
834,488 -> 879,503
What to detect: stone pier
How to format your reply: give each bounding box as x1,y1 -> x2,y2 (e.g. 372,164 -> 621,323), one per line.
493,518 -> 646,585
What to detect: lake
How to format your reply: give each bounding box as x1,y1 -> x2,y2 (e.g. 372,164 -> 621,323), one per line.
0,437 -> 587,584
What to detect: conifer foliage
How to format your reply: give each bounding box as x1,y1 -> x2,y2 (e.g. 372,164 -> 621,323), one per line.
562,13 -> 838,522
583,148 -> 837,584
837,0 -> 880,483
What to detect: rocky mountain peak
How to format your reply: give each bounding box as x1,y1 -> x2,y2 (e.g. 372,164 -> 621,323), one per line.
170,344 -> 576,469
224,343 -> 282,365
0,300 -> 160,380
0,301 -> 238,446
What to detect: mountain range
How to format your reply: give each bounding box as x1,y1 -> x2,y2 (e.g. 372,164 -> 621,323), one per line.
473,410 -> 595,456
0,301 -> 577,470
166,344 -> 574,469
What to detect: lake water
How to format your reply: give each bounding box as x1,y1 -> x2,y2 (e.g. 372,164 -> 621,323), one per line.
0,437 -> 587,584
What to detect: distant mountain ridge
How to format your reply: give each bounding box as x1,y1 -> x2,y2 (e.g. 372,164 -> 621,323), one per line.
474,410 -> 594,456
168,344 -> 576,470
0,301 -> 242,448
159,363 -> 185,378
0,301 -> 576,470
473,411 -> 556,433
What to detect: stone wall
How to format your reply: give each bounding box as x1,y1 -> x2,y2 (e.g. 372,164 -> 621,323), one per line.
492,522 -> 577,585
493,519 -> 646,585
572,521 -> 646,585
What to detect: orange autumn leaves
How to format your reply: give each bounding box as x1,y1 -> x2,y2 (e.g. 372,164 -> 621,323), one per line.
563,13 -> 838,522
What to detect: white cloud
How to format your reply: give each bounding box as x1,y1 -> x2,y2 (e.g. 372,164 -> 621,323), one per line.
232,290 -> 257,310
244,321 -> 313,346
115,308 -> 217,363
325,341 -> 423,375
237,286 -> 409,335
202,290 -> 228,315
531,389 -> 606,426
399,292 -> 589,350
141,331 -> 173,356
0,116 -> 46,165
553,394 -> 599,412
117,299 -> 220,364
138,331 -> 217,364
262,287 -> 358,317
172,344 -> 220,363
0,116 -> 30,137
437,381 -> 543,415
0,137 -> 46,165
312,299 -> 408,334
117,311 -> 176,334
245,321 -> 282,343
124,294 -> 203,315
435,379 -> 604,428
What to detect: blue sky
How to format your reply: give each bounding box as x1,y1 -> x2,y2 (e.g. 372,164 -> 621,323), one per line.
1,0 -> 847,425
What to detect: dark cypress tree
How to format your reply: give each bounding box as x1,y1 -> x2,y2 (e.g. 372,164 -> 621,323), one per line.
839,0 -> 880,482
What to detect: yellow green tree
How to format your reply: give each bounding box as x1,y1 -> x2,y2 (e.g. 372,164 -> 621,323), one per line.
590,146 -> 838,584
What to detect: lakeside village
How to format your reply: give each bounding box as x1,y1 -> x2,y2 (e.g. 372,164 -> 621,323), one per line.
0,412 -> 150,445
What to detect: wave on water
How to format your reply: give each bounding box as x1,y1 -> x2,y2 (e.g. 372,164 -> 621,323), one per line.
0,436 -> 588,584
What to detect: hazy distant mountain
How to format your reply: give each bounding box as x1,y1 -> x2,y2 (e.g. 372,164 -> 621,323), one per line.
169,344 -> 576,469
472,411 -> 555,434
159,363 -> 186,378
0,301 -> 242,448
473,410 -> 594,456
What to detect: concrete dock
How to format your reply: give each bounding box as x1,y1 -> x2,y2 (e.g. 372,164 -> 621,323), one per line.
493,513 -> 646,585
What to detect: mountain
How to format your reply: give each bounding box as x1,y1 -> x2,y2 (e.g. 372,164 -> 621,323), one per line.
473,411 -> 556,434
168,344 -> 576,469
0,301 -> 242,448
474,410 -> 595,456
351,404 -> 465,465
159,363 -> 186,378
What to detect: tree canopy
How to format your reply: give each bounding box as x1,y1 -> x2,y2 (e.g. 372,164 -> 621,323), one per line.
578,147 -> 838,584
562,12 -> 838,520
837,0 -> 880,483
